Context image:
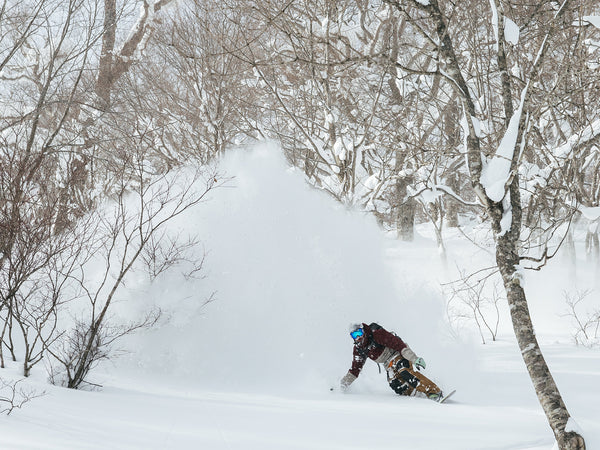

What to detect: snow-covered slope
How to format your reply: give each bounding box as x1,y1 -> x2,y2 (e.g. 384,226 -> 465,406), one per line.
1,145 -> 598,449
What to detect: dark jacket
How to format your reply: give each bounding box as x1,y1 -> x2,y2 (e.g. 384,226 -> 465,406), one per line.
349,322 -> 409,377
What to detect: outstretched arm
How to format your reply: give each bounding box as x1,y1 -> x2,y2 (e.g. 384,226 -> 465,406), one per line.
340,346 -> 366,390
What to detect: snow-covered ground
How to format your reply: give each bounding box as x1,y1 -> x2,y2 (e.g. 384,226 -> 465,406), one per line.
1,146 -> 599,449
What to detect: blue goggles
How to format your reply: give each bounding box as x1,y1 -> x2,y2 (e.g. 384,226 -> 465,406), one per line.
350,328 -> 364,340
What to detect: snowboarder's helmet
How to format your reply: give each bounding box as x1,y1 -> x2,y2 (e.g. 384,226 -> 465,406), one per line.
349,323 -> 364,340
349,323 -> 362,334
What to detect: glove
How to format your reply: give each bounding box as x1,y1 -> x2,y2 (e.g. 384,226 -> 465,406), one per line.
414,357 -> 426,370
340,372 -> 357,391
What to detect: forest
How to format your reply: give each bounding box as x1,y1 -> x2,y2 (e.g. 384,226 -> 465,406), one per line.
1,1 -> 599,449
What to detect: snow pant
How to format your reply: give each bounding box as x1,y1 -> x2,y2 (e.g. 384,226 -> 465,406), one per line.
386,356 -> 442,397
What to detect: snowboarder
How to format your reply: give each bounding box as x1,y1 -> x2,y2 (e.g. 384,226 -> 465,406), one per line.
339,322 -> 448,402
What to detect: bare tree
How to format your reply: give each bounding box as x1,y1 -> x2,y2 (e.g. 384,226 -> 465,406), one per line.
0,378 -> 43,415
5,220 -> 94,377
219,0 -> 479,243
124,0 -> 261,166
219,1 -> 406,205
0,0 -> 190,367
46,154 -> 220,389
0,0 -> 102,376
561,289 -> 600,348
444,269 -> 502,344
95,0 -> 177,108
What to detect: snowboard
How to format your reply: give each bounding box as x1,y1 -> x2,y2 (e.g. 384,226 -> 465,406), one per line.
439,389 -> 456,404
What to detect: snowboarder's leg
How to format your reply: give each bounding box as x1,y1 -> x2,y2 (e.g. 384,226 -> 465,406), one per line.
387,357 -> 415,396
387,357 -> 442,399
408,368 -> 442,397
388,366 -> 423,396
388,377 -> 414,396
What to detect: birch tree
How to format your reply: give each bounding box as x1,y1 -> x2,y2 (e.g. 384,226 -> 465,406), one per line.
380,0 -> 595,447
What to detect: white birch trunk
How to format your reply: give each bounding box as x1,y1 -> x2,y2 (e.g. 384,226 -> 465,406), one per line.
382,0 -> 587,447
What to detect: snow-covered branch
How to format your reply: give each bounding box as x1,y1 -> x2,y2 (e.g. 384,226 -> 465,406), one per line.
96,0 -> 176,105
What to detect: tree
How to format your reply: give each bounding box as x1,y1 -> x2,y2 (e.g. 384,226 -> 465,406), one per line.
0,378 -> 42,415
127,0 -> 261,165
0,0 -> 101,376
1,0 -> 189,380
236,0 -> 391,203
95,0 -> 176,108
221,0 -> 477,242
379,0 -> 596,447
46,156 -> 220,389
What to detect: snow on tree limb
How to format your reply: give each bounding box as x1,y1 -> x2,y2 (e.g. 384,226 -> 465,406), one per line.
480,83 -> 528,202
582,16 -> 600,29
96,0 -> 176,105
553,119 -> 600,159
480,0 -> 571,206
489,0 -> 499,50
114,0 -> 175,80
417,184 -> 484,208
504,18 -> 519,45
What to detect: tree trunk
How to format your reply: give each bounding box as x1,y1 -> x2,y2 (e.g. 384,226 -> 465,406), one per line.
96,0 -> 117,107
584,229 -> 599,264
393,173 -> 415,241
564,231 -> 576,279
494,180 -> 585,450
445,171 -> 460,228
497,240 -> 585,449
